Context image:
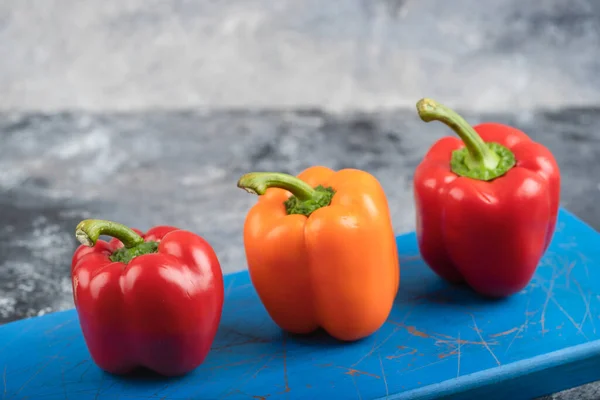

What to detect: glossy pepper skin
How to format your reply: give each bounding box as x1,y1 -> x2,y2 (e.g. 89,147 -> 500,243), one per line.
414,98 -> 560,298
71,219 -> 224,376
237,166 -> 400,342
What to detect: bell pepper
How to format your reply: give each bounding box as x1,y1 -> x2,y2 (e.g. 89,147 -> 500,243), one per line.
71,219 -> 224,376
413,98 -> 561,298
237,166 -> 400,342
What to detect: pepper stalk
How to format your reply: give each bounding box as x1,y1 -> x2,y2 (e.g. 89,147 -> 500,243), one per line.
75,219 -> 158,264
416,98 -> 516,181
237,172 -> 335,217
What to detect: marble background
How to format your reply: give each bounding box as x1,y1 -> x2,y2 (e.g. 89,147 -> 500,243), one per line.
1,0 -> 599,399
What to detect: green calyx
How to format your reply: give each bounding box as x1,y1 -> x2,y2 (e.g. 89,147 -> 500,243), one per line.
416,98 -> 516,181
451,143 -> 516,181
109,241 -> 159,264
237,172 -> 335,217
75,219 -> 158,264
284,185 -> 335,217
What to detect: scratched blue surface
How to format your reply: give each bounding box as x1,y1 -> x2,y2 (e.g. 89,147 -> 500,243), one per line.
2,207 -> 600,400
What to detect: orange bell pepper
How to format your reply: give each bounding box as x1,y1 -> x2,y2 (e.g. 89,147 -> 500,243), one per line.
237,166 -> 400,342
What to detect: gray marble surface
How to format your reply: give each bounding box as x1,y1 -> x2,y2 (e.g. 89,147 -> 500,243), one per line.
1,0 -> 600,113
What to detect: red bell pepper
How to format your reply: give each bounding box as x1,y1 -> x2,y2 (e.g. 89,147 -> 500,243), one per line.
414,98 -> 560,298
71,219 -> 224,376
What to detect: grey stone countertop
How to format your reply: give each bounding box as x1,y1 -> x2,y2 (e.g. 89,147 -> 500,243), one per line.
0,106 -> 599,399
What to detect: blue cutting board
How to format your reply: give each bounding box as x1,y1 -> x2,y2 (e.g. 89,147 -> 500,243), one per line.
2,207 -> 600,400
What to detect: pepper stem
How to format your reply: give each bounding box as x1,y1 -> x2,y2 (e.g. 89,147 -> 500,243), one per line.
237,172 -> 335,217
237,172 -> 316,200
75,219 -> 145,249
416,98 -> 516,181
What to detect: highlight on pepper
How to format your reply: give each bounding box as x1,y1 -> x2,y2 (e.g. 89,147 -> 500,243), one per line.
71,218 -> 225,376
237,166 -> 400,342
413,97 -> 560,298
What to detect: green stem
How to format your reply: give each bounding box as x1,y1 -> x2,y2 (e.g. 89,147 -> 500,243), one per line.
75,219 -> 145,248
416,98 -> 516,181
237,172 -> 316,200
237,172 -> 335,217
417,98 -> 499,170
